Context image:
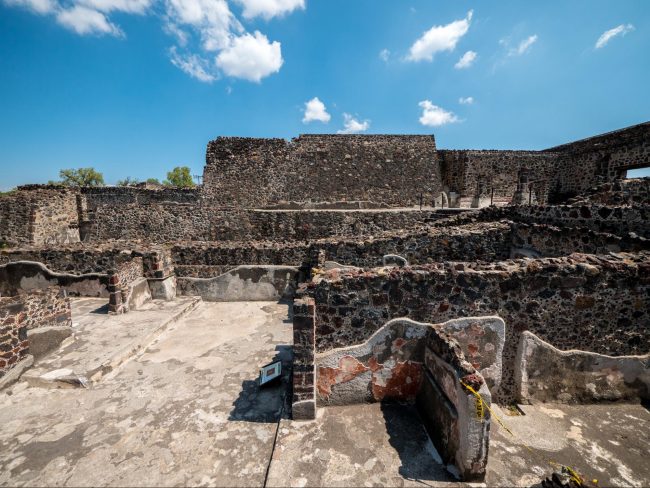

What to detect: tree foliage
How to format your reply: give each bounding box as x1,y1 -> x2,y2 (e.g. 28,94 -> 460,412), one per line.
146,178 -> 161,185
163,166 -> 195,187
116,177 -> 139,187
57,168 -> 105,187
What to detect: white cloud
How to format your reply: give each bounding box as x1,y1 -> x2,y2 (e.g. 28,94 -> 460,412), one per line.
56,5 -> 123,35
2,0 -> 56,14
454,50 -> 476,69
507,34 -> 537,56
418,100 -> 459,127
379,48 -> 390,62
216,31 -> 283,82
337,113 -> 370,134
164,21 -> 189,46
170,46 -> 215,82
77,0 -> 152,14
595,24 -> 634,49
165,0 -> 242,52
5,0 -> 300,83
407,10 -> 473,62
302,97 -> 331,124
234,0 -> 304,20
459,96 -> 474,105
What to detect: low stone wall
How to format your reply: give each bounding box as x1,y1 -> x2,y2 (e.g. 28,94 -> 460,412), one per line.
309,222 -> 511,268
0,286 -> 71,379
455,204 -> 650,240
510,205 -> 650,239
172,241 -> 311,273
86,205 -> 455,243
515,331 -> 649,403
108,257 -> 149,314
0,261 -> 108,297
316,316 -> 503,405
0,244 -> 173,279
568,178 -> 650,206
418,326 -> 491,481
177,265 -> 300,301
294,310 -> 492,481
301,252 -> 650,402
511,222 -> 650,257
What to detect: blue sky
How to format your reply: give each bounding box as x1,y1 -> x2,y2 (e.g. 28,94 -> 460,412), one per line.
1,0 -> 649,188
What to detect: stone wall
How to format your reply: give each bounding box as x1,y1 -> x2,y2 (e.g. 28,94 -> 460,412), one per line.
546,121 -> 650,197
511,222 -> 650,257
169,221 -> 510,277
507,205 -> 650,239
0,244 -> 173,280
309,222 -> 512,268
568,178 -> 650,206
177,265 -> 300,301
203,135 -> 442,207
301,252 -> 650,402
438,150 -> 560,204
515,331 -> 649,403
108,256 -> 148,314
0,287 -> 71,378
0,187 -> 79,247
293,309 -> 492,481
86,206 -> 454,243
0,261 -> 108,297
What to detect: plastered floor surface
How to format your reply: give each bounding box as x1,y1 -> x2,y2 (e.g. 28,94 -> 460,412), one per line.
1,299 -> 649,487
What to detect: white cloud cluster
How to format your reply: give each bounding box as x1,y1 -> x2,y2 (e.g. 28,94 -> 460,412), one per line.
302,97 -> 331,124
170,46 -> 216,82
56,5 -> 123,35
216,31 -> 283,82
3,0 -> 56,14
338,113 -> 370,134
379,48 -> 390,62
595,24 -> 634,49
418,100 -> 459,127
506,34 -> 538,56
454,50 -> 476,69
407,10 -> 473,62
459,96 -> 474,105
234,0 -> 304,20
3,0 -> 296,83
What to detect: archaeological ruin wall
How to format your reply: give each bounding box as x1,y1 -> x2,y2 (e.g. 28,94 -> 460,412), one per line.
0,187 -> 79,247
438,150 -> 561,206
203,135 -> 443,207
546,121 -> 650,198
299,252 -> 649,403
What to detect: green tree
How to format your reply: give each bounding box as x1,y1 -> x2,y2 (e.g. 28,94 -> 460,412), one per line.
116,177 -> 139,187
146,178 -> 161,185
58,168 -> 105,187
163,166 -> 195,188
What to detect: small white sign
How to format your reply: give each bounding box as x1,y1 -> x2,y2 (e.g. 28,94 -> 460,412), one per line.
259,361 -> 282,386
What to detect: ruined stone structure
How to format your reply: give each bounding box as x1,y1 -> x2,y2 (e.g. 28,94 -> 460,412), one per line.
1,121 -> 649,482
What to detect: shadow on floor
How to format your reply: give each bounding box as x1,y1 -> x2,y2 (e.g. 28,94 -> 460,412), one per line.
228,344 -> 292,423
89,303 -> 109,314
381,401 -> 455,483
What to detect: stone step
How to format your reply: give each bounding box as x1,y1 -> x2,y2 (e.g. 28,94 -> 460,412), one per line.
22,296 -> 202,389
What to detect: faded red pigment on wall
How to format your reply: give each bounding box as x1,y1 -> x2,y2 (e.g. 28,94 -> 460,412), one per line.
317,350 -> 423,402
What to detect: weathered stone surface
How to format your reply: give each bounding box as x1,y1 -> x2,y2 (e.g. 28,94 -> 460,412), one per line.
177,265 -> 299,302
515,330 -> 649,403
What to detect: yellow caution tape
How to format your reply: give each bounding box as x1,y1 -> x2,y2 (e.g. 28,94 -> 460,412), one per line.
460,380 -> 590,486
460,380 -> 514,437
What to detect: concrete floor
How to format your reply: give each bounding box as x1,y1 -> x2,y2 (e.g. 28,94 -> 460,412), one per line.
0,300 -> 292,487
1,299 -> 649,487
